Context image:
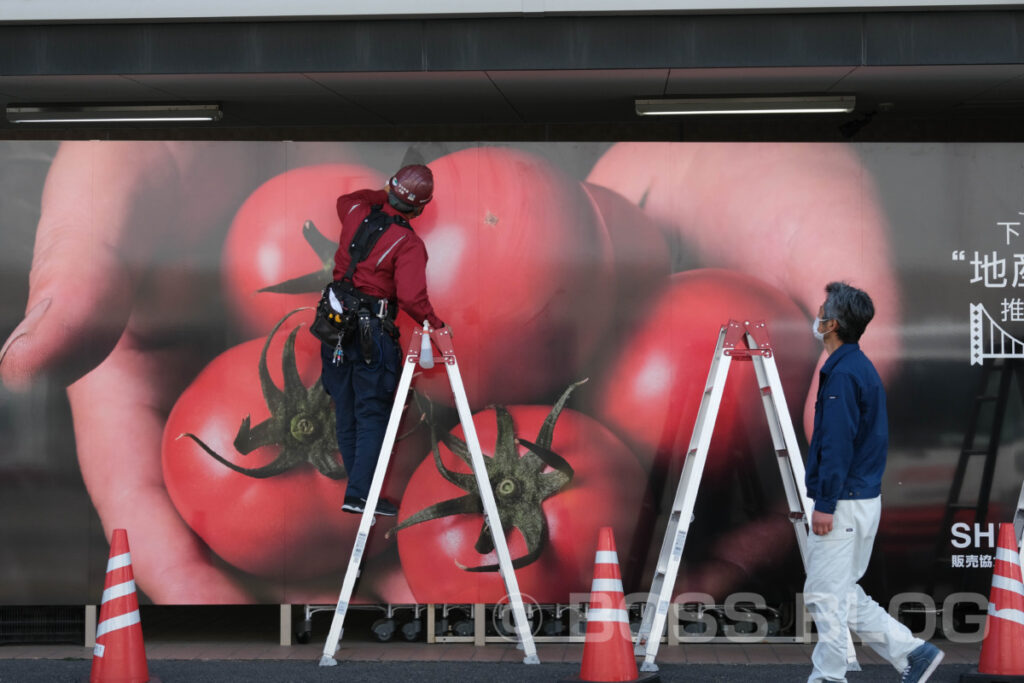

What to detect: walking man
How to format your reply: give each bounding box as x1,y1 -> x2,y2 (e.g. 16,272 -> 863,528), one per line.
804,281 -> 943,683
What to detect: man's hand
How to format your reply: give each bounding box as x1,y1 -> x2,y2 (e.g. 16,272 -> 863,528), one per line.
586,143 -> 902,440
0,141 -> 273,602
812,510 -> 834,536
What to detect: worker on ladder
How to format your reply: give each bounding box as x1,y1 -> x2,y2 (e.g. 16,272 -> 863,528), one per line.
319,164 -> 445,517
804,282 -> 943,683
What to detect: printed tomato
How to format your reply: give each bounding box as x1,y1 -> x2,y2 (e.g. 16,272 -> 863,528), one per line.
411,147 -> 614,410
222,163 -> 387,336
590,269 -> 818,482
360,546 -> 418,605
389,382 -> 651,604
161,310 -> 422,580
581,182 -> 672,317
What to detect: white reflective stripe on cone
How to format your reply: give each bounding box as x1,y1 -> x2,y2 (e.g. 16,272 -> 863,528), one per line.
590,578 -> 624,593
101,580 -> 137,604
96,610 -> 141,639
992,574 -> 1024,597
587,608 -> 629,623
988,603 -> 1024,627
106,553 -> 132,572
594,551 -> 619,565
996,547 -> 1022,566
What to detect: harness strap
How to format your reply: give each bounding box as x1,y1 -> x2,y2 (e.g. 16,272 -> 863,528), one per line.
341,204 -> 411,285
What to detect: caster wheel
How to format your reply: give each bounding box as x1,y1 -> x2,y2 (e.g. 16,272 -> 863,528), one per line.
452,619 -> 474,637
542,617 -> 566,636
401,619 -> 423,641
371,617 -> 396,642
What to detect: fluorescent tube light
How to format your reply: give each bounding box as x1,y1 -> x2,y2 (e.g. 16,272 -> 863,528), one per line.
635,96 -> 855,116
6,103 -> 223,124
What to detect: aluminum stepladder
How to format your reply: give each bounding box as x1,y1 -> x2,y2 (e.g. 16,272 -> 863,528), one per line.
634,320 -> 819,672
319,323 -> 540,666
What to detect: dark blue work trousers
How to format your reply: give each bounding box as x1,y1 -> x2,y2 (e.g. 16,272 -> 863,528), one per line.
319,318 -> 400,500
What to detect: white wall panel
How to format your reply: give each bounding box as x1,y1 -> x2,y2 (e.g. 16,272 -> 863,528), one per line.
2,0 -> 1022,22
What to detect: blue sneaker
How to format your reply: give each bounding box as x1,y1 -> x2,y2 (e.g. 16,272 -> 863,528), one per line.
900,642 -> 944,683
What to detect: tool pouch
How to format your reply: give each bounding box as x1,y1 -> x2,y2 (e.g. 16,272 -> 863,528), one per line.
310,282 -> 357,347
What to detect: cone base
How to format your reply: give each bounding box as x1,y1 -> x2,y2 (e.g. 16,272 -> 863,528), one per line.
559,674 -> 661,683
81,678 -> 161,682
960,671 -> 1024,681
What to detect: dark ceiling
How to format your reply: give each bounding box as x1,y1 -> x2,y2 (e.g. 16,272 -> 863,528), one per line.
3,10 -> 1024,140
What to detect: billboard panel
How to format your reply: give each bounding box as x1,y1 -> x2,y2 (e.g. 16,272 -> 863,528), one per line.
0,141 -> 1020,615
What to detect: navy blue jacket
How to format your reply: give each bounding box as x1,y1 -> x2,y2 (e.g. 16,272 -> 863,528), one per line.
805,343 -> 887,515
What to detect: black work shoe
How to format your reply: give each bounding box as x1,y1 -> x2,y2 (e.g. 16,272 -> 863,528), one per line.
341,496 -> 366,514
342,496 -> 398,517
375,498 -> 398,517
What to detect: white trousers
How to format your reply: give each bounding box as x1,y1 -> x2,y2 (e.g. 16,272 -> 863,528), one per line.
804,497 -> 922,683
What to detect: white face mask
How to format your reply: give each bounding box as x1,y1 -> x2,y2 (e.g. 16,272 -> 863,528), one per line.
812,316 -> 826,342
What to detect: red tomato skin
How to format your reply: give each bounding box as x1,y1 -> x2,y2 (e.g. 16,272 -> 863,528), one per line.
395,404 -> 651,604
409,147 -> 615,410
161,311 -> 408,581
591,269 -> 818,481
222,163 -> 387,336
581,182 -> 671,313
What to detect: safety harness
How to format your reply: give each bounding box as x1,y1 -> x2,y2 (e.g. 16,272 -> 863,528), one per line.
310,205 -> 411,365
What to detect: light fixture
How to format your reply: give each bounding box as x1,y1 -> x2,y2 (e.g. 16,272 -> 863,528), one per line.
635,95 -> 856,116
6,103 -> 222,124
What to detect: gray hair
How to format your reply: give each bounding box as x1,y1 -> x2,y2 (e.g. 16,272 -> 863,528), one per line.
823,282 -> 875,343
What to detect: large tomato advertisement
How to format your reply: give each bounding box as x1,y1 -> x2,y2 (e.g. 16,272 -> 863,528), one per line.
0,141 -> 1022,612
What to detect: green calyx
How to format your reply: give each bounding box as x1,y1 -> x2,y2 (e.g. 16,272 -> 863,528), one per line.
179,309 -> 344,480
387,379 -> 588,572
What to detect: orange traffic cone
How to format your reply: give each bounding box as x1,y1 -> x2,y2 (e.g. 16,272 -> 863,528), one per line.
564,527 -> 659,683
961,522 -> 1024,681
90,529 -> 154,683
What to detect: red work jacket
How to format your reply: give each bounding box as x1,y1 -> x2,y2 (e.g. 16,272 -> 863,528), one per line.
333,189 -> 443,328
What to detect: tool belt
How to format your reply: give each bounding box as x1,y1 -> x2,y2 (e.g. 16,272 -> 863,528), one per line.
311,280 -> 398,365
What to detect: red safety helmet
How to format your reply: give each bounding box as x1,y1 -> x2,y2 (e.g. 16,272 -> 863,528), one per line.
388,164 -> 434,207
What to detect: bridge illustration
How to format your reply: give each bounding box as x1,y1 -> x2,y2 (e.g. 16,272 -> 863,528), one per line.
971,303 -> 1024,365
